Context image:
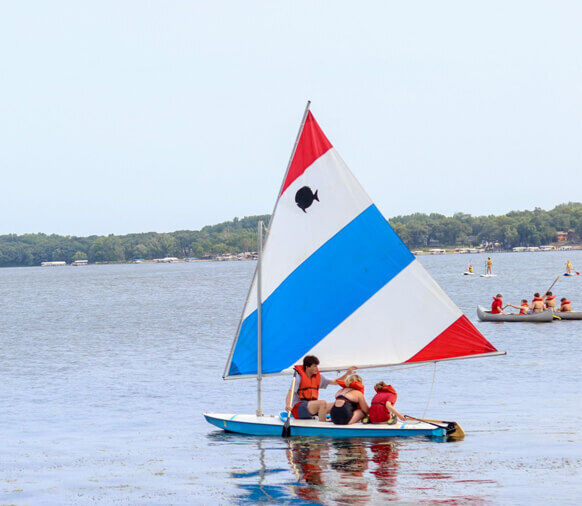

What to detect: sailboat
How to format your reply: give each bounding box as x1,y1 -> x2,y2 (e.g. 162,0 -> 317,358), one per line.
204,102 -> 504,438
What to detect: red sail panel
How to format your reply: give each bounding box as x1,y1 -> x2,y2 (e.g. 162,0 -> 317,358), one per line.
405,315 -> 497,363
280,111 -> 332,196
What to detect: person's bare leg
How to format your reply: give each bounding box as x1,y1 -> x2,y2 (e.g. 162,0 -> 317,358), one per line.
307,400 -> 327,421
348,409 -> 365,425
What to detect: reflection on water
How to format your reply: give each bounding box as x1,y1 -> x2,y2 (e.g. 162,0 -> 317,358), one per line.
222,435 -> 498,504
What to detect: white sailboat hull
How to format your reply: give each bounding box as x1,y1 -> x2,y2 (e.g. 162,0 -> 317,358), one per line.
204,413 -> 448,438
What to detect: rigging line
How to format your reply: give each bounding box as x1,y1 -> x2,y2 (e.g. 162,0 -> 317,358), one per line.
422,362 -> 437,418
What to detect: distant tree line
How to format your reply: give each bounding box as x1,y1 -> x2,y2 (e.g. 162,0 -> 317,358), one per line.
1,203 -> 581,267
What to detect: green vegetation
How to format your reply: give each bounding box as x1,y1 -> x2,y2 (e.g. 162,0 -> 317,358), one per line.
1,203 -> 581,267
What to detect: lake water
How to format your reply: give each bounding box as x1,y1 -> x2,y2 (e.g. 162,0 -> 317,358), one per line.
1,251 -> 582,504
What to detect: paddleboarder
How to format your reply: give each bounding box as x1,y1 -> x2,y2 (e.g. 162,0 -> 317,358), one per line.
566,260 -> 573,274
486,257 -> 493,275
285,355 -> 355,421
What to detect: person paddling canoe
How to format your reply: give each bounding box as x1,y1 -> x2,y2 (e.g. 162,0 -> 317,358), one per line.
506,299 -> 531,315
491,294 -> 505,314
531,293 -> 545,313
544,291 -> 557,311
558,298 -> 573,312
286,355 -> 355,421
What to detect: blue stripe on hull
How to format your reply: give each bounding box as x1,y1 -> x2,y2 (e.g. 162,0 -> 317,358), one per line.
229,205 -> 414,376
204,415 -> 445,438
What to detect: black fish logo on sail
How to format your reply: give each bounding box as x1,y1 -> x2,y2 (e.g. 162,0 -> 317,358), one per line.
295,186 -> 319,213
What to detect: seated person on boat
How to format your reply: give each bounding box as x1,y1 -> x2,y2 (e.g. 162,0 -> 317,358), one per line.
544,292 -> 556,311
558,298 -> 572,312
369,381 -> 408,424
491,294 -> 505,314
531,293 -> 545,313
329,374 -> 369,425
286,355 -> 355,421
506,299 -> 530,315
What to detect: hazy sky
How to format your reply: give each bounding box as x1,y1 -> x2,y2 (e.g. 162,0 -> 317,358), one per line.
2,2 -> 581,236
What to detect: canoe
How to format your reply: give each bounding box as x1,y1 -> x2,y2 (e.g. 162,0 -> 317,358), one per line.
477,306 -> 554,322
204,413 -> 451,438
556,311 -> 582,320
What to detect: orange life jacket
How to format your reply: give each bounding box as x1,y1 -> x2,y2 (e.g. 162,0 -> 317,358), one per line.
336,379 -> 365,394
561,300 -> 572,306
532,297 -> 544,302
294,365 -> 321,401
545,295 -> 556,301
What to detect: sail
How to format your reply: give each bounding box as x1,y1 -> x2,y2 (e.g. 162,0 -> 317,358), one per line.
224,108 -> 499,378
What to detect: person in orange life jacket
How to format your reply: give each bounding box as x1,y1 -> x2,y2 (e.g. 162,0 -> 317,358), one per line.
491,294 -> 505,314
558,298 -> 572,312
369,381 -> 409,424
506,299 -> 530,315
329,374 -> 369,425
531,293 -> 545,313
544,291 -> 557,311
285,355 -> 356,421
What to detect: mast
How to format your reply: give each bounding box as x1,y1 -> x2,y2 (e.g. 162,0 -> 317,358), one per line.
256,220 -> 264,416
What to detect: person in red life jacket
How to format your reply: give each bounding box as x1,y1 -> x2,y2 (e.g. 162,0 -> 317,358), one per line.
369,381 -> 408,424
558,298 -> 573,312
506,299 -> 530,315
491,294 -> 505,314
285,355 -> 356,421
329,374 -> 369,425
531,292 -> 545,313
544,291 -> 557,311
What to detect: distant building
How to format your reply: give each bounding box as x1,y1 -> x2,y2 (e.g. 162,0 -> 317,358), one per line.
556,229 -> 576,242
71,259 -> 88,266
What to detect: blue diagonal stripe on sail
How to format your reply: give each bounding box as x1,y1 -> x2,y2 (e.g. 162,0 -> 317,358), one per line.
228,204 -> 415,376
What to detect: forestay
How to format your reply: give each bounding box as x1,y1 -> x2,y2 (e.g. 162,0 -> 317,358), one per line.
224,108 -> 499,379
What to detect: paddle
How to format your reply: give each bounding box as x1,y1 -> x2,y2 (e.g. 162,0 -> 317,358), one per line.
546,275 -> 561,294
282,373 -> 297,437
405,415 -> 465,440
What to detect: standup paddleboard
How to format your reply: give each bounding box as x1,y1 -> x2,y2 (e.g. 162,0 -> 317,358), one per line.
480,274 -> 497,278
463,272 -> 475,276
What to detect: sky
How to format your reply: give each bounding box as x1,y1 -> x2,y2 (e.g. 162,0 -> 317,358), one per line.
1,1 -> 581,236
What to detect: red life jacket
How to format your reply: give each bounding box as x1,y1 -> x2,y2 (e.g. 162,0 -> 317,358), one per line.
491,297 -> 503,314
294,365 -> 321,401
519,303 -> 530,315
336,379 -> 365,394
545,295 -> 556,301
532,297 -> 543,302
369,386 -> 398,423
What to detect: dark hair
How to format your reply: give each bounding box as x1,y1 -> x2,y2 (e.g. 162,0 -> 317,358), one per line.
521,299 -> 528,303
303,355 -> 320,368
534,292 -> 540,297
496,293 -> 503,298
546,291 -> 552,296
561,297 -> 567,302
